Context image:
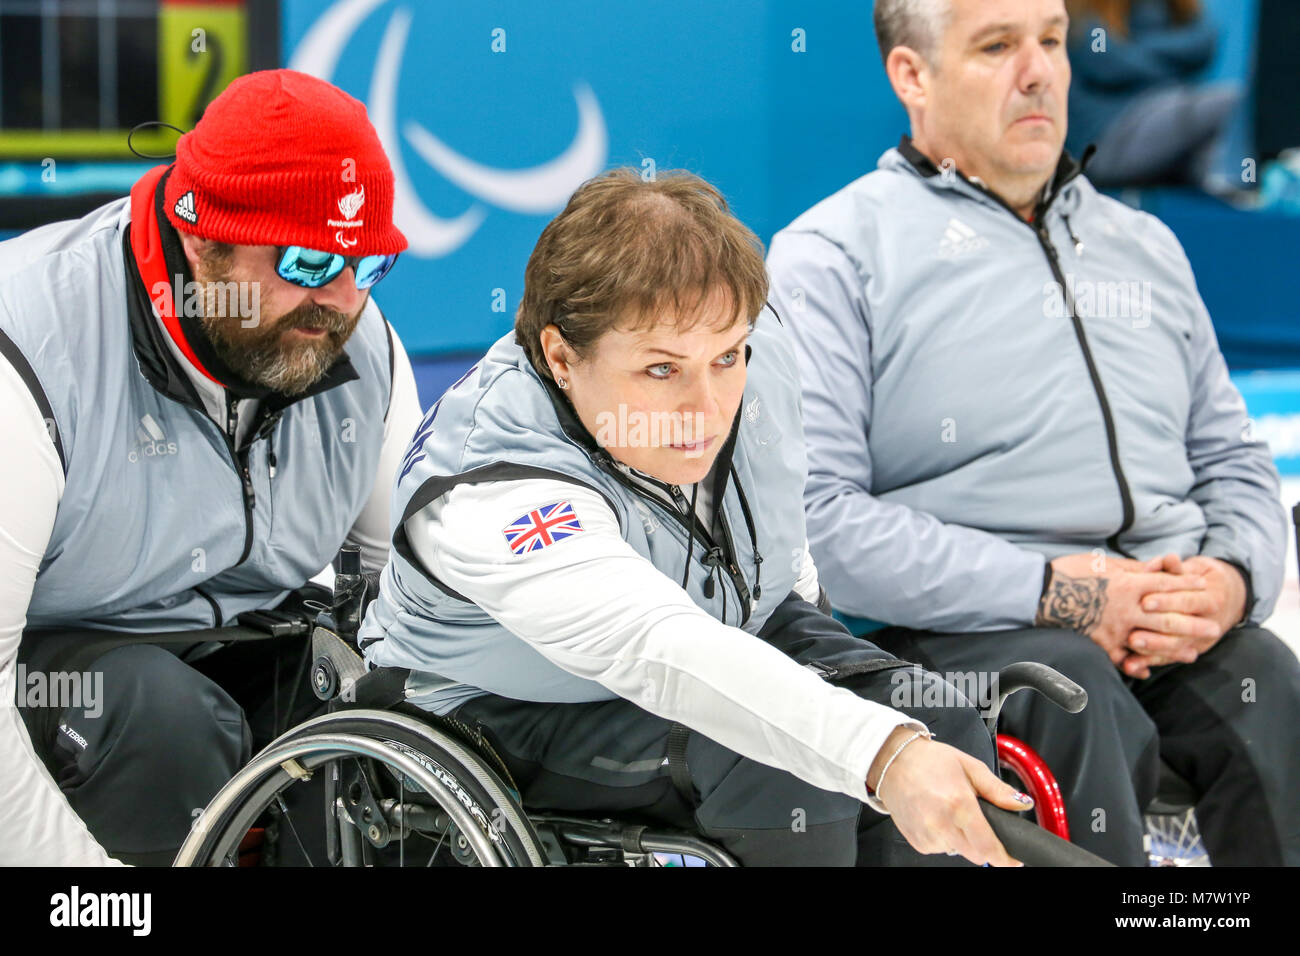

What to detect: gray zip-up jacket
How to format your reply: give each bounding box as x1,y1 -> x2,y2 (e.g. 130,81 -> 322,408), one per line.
767,139 -> 1286,631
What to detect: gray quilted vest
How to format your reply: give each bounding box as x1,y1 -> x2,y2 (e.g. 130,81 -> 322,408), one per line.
0,186 -> 393,631
360,308 -> 809,714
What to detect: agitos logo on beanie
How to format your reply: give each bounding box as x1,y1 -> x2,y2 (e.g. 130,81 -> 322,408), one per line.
163,69 -> 407,256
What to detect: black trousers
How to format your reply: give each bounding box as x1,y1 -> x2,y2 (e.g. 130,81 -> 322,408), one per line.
15,594 -> 326,866
868,624 -> 1300,866
451,592 -> 998,866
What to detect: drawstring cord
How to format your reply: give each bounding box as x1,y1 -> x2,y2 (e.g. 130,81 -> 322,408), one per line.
680,487 -> 727,604
681,483 -> 700,591
675,466 -> 764,611
702,548 -> 723,599
1062,213 -> 1084,257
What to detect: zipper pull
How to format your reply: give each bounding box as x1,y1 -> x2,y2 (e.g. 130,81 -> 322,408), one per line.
1062,214 -> 1085,257
242,462 -> 256,510
252,411 -> 280,445
267,417 -> 279,479
701,548 -> 723,599
668,485 -> 688,511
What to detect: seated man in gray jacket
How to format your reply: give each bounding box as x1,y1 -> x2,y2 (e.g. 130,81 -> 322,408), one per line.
767,0 -> 1300,866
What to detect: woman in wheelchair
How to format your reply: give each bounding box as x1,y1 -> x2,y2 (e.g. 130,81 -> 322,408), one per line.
350,167 -> 1039,867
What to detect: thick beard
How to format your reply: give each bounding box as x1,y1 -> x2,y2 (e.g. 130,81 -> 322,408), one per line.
195,252 -> 361,396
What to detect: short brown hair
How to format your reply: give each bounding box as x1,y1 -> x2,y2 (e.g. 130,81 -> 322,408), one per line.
515,167 -> 769,382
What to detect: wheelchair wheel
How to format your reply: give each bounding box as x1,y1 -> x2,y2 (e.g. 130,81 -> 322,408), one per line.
1144,809 -> 1210,867
175,709 -> 548,867
1144,760 -> 1208,866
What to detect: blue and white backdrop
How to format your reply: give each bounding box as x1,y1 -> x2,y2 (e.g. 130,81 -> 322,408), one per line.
281,0 -> 903,356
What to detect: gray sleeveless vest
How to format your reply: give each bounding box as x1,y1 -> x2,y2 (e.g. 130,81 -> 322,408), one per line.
0,195 -> 393,631
360,309 -> 809,714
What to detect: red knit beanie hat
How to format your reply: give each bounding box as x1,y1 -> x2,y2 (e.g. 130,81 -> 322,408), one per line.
163,69 -> 407,255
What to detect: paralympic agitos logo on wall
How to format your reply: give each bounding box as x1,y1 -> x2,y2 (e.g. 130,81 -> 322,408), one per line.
289,0 -> 609,258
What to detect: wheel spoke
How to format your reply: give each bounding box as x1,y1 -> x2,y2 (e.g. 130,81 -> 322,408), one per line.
275,794 -> 315,867
178,713 -> 546,867
1145,809 -> 1209,866
427,825 -> 449,866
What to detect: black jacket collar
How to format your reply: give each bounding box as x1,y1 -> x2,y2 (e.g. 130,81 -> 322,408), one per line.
897,134 -> 1091,219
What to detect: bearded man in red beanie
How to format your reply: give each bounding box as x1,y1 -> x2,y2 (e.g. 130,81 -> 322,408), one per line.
0,70 -> 421,865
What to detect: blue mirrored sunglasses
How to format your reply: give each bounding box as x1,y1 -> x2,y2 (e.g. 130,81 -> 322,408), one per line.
274,246 -> 399,290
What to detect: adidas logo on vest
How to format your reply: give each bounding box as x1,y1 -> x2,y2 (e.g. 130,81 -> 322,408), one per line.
128,414 -> 178,463
173,190 -> 198,224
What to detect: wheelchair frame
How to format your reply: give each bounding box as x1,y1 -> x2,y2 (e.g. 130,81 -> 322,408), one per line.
176,700 -> 739,867
176,620 -> 1118,867
175,550 -> 1200,867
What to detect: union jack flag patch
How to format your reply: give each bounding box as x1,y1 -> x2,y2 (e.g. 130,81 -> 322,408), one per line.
503,501 -> 584,555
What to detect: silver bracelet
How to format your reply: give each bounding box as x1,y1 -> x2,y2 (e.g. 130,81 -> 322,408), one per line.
873,729 -> 933,805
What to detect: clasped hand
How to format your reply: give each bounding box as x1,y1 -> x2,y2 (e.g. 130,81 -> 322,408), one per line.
1041,552 -> 1246,679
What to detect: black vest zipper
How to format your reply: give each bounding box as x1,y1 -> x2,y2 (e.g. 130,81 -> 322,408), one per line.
727,464 -> 763,604
591,451 -> 754,626
222,394 -> 256,566
215,396 -> 283,568
664,481 -> 754,622
703,479 -> 755,615
698,410 -> 756,620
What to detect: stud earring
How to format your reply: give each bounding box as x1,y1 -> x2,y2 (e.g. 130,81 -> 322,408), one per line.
557,377 -> 569,389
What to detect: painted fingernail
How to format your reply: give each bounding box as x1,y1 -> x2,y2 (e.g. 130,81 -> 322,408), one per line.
1015,791 -> 1035,805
